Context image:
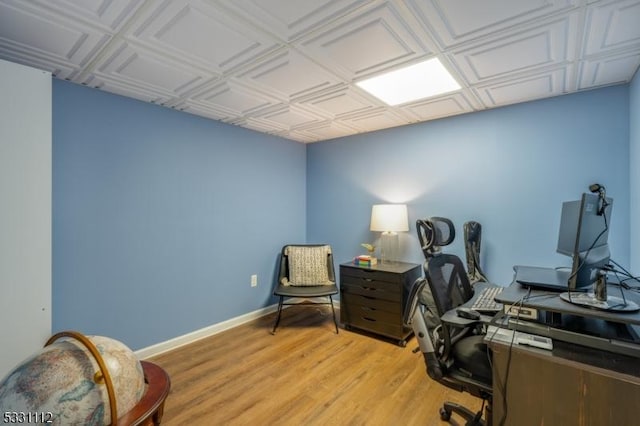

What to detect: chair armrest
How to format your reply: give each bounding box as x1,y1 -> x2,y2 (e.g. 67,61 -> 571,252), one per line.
440,309 -> 492,328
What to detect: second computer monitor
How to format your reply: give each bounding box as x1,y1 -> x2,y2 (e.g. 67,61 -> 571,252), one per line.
556,192 -> 613,290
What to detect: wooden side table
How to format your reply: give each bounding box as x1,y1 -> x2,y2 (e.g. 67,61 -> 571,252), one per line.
119,361 -> 171,425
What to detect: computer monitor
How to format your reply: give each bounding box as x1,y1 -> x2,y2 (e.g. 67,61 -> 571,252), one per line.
556,192 -> 612,291
556,191 -> 638,312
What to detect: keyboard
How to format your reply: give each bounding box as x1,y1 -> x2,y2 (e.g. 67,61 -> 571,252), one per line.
471,286 -> 503,313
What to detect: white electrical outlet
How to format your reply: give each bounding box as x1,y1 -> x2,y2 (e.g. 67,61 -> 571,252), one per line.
251,274 -> 258,287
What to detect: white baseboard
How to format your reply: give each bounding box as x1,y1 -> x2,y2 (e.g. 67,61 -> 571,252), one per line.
135,303 -> 279,359
135,297 -> 340,359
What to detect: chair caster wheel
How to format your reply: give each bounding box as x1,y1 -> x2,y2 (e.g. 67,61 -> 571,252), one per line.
439,407 -> 451,421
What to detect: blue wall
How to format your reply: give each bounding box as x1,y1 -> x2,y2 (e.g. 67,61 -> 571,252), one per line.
52,80 -> 633,351
53,81 -> 306,350
307,87 -> 630,286
631,70 -> 640,274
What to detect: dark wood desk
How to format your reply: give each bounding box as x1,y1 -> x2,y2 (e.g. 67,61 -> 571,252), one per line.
494,282 -> 640,358
496,281 -> 640,326
489,338 -> 640,425
488,281 -> 640,424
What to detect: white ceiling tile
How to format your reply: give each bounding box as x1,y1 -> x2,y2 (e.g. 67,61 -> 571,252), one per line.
578,51 -> 640,88
0,0 -> 638,143
296,86 -> 377,118
236,50 -> 341,99
0,47 -> 79,80
239,117 -> 288,134
30,0 -> 146,31
339,107 -> 412,132
300,2 -> 434,80
0,2 -> 111,66
475,68 -> 568,107
83,74 -> 175,105
94,41 -> 207,95
251,105 -> 326,130
582,0 -> 640,56
452,16 -> 578,84
285,131 -> 318,143
191,81 -> 280,117
408,0 -> 578,49
215,0 -> 369,42
174,99 -> 236,122
402,93 -> 474,121
129,0 -> 280,73
292,121 -> 359,142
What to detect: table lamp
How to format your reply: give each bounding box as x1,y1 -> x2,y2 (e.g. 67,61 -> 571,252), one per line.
370,204 -> 409,263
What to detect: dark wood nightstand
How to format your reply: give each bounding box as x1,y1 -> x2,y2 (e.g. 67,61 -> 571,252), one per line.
340,261 -> 421,346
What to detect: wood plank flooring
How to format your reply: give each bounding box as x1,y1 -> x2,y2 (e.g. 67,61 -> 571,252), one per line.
149,306 -> 482,425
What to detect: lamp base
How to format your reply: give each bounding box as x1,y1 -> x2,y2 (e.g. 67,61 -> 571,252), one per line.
380,231 -> 399,264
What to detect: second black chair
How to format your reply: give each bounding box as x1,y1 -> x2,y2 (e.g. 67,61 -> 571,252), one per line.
464,221 -> 490,285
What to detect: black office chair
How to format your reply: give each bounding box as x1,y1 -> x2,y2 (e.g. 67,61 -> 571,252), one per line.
407,218 -> 492,425
464,221 -> 490,285
271,244 -> 339,334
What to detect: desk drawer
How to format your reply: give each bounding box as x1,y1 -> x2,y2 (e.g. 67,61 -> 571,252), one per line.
340,293 -> 399,315
342,303 -> 399,324
340,266 -> 403,284
346,313 -> 404,339
341,278 -> 400,302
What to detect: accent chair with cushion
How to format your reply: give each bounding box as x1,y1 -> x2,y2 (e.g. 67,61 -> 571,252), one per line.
271,244 -> 339,334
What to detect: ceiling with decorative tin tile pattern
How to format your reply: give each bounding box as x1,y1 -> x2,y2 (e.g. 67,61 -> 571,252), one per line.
1,0 -> 639,143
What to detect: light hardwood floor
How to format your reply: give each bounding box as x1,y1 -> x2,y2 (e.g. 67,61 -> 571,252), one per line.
149,306 -> 481,425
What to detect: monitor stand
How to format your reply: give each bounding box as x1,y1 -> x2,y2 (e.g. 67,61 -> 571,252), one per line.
560,272 -> 640,313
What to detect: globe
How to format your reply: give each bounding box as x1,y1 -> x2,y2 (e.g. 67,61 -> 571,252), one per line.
0,332 -> 145,425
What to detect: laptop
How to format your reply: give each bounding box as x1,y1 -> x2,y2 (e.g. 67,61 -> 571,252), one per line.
514,265 -> 572,292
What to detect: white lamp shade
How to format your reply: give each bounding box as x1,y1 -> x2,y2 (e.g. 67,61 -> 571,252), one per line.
370,204 -> 409,232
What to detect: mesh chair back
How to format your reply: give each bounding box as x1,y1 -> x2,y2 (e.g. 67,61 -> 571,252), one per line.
424,253 -> 474,318
417,217 -> 455,259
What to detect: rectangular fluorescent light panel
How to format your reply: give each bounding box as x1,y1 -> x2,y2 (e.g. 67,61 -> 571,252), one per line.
356,58 -> 461,105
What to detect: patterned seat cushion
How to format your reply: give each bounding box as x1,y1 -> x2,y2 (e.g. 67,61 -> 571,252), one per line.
284,245 -> 333,286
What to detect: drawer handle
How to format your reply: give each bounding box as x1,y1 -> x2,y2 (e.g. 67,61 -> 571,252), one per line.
362,317 -> 377,322
362,286 -> 376,291
361,306 -> 376,312
363,278 -> 373,282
